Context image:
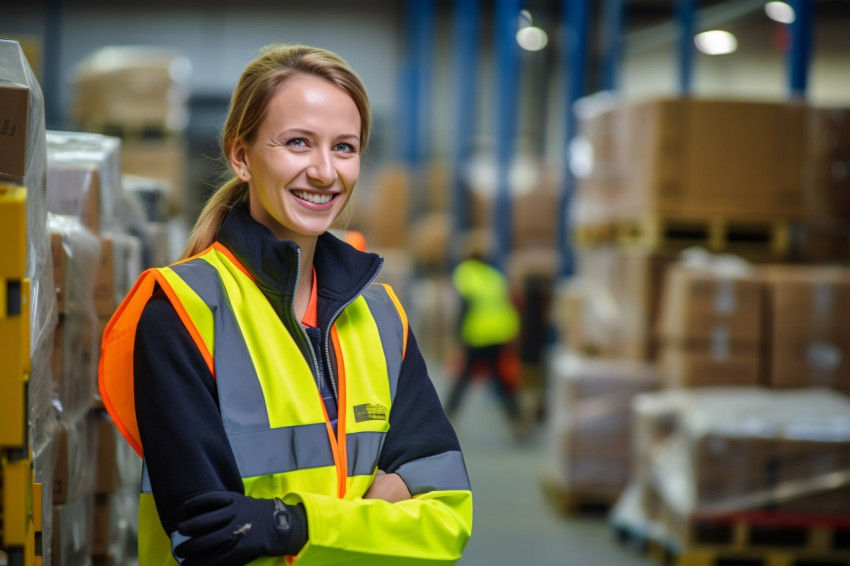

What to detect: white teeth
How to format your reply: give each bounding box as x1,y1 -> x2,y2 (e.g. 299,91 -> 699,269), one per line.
293,190 -> 334,204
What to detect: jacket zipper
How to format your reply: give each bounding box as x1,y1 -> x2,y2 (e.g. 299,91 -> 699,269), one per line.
322,258 -> 383,399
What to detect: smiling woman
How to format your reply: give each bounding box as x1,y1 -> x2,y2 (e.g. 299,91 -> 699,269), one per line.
98,44 -> 473,566
233,75 -> 361,260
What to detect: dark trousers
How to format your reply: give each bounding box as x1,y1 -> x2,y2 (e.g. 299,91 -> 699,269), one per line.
445,344 -> 521,422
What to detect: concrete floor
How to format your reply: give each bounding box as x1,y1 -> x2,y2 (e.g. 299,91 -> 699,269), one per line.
439,371 -> 656,566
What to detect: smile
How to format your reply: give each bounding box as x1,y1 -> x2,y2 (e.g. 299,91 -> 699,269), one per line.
293,190 -> 336,205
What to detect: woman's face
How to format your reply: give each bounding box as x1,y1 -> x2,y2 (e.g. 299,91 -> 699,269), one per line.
233,75 -> 361,245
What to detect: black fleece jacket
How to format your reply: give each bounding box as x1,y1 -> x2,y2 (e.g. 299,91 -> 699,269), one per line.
133,203 -> 461,537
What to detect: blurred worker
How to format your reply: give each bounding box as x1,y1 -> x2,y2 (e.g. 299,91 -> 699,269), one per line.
444,233 -> 524,438
100,44 -> 472,565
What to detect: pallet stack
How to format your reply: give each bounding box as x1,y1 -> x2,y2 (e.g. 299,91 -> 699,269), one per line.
71,46 -> 191,218
611,388 -> 850,566
545,93 -> 850,548
0,37 -> 52,566
46,131 -> 149,566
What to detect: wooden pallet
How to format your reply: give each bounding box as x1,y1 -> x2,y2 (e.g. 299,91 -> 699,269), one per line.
611,516 -> 678,565
671,546 -> 850,566
573,222 -> 619,247
673,510 -> 850,551
539,474 -> 620,516
79,120 -> 180,140
617,215 -> 792,257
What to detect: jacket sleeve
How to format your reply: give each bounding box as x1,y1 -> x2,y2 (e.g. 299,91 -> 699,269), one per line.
284,329 -> 474,565
134,291 -> 247,532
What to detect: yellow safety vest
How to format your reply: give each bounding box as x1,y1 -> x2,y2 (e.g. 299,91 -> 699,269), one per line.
100,242 -> 472,565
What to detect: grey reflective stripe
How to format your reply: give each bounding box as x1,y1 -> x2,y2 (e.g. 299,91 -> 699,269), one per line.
346,431 -> 386,477
228,423 -> 333,478
395,450 -> 471,495
141,460 -> 152,493
362,285 -> 404,401
170,531 -> 189,564
170,260 -> 270,434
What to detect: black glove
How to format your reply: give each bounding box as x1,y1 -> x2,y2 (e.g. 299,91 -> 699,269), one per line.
173,491 -> 307,566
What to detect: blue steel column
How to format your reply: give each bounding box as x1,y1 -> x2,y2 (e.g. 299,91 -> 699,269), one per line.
601,0 -> 625,92
492,0 -> 523,270
451,0 -> 480,249
399,0 -> 436,168
676,0 -> 697,95
556,0 -> 590,278
787,0 -> 813,98
44,0 -> 63,129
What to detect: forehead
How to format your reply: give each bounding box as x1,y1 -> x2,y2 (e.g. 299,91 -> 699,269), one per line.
262,75 -> 360,130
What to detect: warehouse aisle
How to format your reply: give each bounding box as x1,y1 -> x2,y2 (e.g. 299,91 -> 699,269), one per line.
435,366 -> 655,566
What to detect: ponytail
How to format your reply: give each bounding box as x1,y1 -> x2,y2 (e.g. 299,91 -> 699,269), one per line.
181,179 -> 249,259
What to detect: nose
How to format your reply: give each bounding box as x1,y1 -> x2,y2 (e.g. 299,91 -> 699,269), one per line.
307,149 -> 336,186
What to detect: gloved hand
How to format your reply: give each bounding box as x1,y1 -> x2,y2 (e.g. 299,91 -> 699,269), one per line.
173,490 -> 307,566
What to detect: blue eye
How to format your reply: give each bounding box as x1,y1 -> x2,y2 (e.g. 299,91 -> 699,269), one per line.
334,142 -> 355,152
287,138 -> 308,147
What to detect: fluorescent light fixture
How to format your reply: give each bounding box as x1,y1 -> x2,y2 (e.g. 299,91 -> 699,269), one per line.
517,26 -> 548,51
694,30 -> 738,55
765,1 -> 796,24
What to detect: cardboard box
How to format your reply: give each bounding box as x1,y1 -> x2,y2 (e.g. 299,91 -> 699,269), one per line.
658,265 -> 763,345
91,493 -> 111,556
94,237 -> 117,317
806,107 -> 850,222
0,84 -> 30,185
121,137 -> 188,215
52,313 -> 99,416
762,265 -> 850,389
95,413 -> 118,495
52,498 -> 94,564
659,344 -> 761,388
621,98 -> 806,220
47,163 -> 101,234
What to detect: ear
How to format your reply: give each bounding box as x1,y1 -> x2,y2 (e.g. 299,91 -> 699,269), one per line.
229,142 -> 251,181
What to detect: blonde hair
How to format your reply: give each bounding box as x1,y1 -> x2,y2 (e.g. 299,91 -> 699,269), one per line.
182,44 -> 371,258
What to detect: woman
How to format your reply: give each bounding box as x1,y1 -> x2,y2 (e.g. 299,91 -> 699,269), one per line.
99,44 -> 473,566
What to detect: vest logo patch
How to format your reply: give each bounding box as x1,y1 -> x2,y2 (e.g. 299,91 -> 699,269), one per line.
354,403 -> 387,422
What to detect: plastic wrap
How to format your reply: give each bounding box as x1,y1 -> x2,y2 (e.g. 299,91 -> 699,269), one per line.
633,388 -> 850,520
0,37 -> 58,565
46,130 -> 122,236
543,351 -> 658,494
49,214 -> 101,420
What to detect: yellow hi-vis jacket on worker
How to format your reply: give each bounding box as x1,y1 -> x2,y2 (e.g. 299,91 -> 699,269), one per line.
453,258 -> 520,348
99,241 -> 473,565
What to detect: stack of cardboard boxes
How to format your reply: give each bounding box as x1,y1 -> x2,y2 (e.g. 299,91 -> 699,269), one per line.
71,46 -> 191,217
45,131 -> 150,565
561,93 -> 850,558
542,353 -> 658,510
614,388 -> 850,561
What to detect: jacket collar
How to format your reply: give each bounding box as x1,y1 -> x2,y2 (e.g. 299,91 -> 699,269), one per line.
216,203 -> 383,330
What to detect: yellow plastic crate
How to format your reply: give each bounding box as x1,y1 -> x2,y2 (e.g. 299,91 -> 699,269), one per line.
0,278 -> 30,448
0,185 -> 26,280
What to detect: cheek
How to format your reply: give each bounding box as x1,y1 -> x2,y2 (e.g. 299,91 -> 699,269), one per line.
339,162 -> 360,189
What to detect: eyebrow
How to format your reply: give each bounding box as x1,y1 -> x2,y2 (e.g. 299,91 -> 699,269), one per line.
275,128 -> 360,142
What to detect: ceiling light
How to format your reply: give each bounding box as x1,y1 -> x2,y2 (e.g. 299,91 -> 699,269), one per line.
694,30 -> 738,55
764,1 -> 796,24
517,26 -> 548,51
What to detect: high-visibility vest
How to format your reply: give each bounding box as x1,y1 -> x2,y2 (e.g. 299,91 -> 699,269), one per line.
452,259 -> 519,347
100,242 -> 423,565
